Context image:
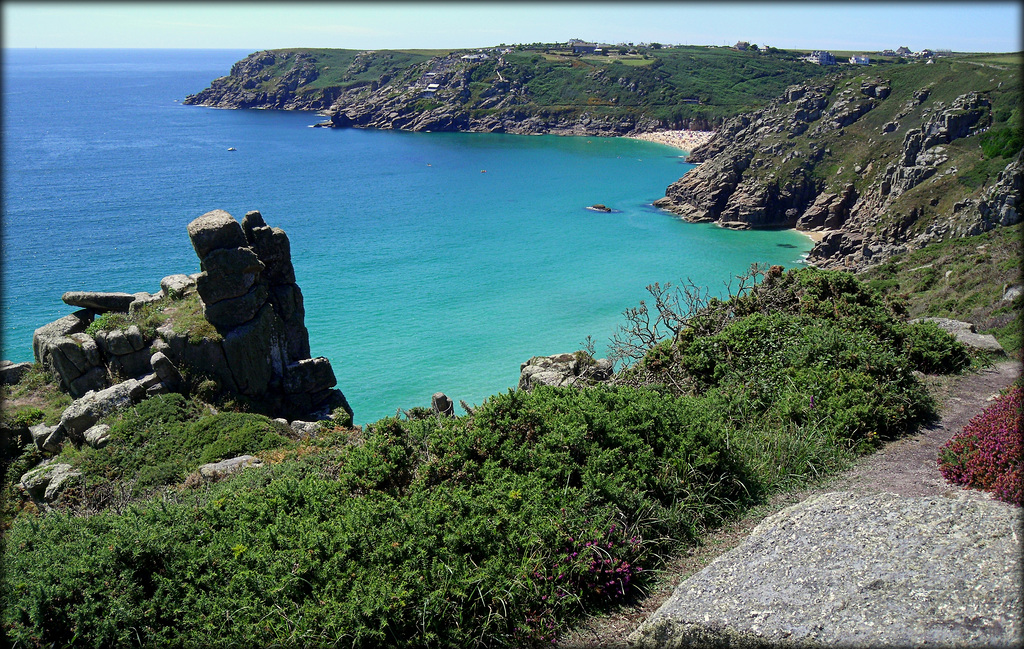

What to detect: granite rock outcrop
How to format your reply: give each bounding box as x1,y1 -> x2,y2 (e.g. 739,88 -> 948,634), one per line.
29,210 -> 351,423
653,70 -> 1019,271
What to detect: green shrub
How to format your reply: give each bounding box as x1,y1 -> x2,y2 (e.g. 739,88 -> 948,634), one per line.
72,394 -> 294,495
900,321 -> 972,374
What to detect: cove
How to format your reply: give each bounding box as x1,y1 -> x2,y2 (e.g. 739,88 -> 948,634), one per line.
1,49 -> 813,424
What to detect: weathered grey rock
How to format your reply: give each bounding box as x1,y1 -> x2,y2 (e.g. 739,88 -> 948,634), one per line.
289,420 -> 321,437
198,455 -> 263,480
37,328 -> 107,397
107,348 -> 153,380
20,460 -> 82,505
912,317 -> 1006,354
29,423 -> 64,453
220,304 -> 275,395
1003,285 -> 1022,302
58,378 -> 146,441
0,360 -> 33,385
202,282 -> 268,329
61,291 -> 136,313
431,392 -> 454,417
150,351 -> 183,392
128,291 -> 162,314
68,366 -> 109,396
83,423 -> 111,448
195,246 -> 264,303
125,325 -> 145,351
96,328 -> 135,356
187,209 -> 248,259
160,273 -> 196,299
631,491 -> 1022,649
33,310 -> 91,367
155,323 -> 238,393
519,353 -> 614,390
282,357 -> 336,394
245,225 -> 296,285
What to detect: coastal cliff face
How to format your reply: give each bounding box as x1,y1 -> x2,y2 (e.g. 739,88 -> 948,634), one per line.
653,59 -> 1021,270
184,46 -> 823,136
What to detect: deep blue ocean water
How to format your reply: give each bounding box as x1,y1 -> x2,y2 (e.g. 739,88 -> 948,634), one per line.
2,49 -> 812,423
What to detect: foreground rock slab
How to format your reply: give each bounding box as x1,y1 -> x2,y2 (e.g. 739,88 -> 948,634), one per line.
631,491 -> 1021,649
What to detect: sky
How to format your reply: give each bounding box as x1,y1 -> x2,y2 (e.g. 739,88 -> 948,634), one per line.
3,2 -> 1021,53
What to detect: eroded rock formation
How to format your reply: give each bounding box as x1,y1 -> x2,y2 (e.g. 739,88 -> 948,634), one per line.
30,209 -> 351,423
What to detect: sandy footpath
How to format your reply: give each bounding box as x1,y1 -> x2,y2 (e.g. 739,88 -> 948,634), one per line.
624,129 -> 716,153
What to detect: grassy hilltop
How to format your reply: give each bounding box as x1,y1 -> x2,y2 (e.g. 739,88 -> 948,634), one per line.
184,43 -> 832,130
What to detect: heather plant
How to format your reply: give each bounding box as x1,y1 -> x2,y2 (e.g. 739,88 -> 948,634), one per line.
938,382 -> 1023,505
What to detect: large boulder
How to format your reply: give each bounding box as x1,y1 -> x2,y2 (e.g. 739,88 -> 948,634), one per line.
911,317 -> 1006,355
519,352 -> 614,390
58,378 -> 147,442
20,460 -> 82,506
33,316 -> 108,397
61,291 -> 136,313
631,491 -> 1021,649
0,360 -> 33,385
186,209 -> 248,260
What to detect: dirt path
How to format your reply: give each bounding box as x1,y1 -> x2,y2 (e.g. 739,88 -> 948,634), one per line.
556,360 -> 1021,649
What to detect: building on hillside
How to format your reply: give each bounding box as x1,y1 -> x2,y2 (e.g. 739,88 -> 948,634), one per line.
896,46 -> 912,56
805,51 -> 836,65
734,41 -> 750,51
461,54 -> 489,61
572,41 -> 597,54
849,55 -> 871,65
881,49 -> 896,56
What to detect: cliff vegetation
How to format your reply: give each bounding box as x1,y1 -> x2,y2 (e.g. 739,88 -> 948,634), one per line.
2,267 -> 988,647
184,43 -> 830,133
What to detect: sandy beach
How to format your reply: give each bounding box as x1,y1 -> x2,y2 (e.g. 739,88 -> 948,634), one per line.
796,229 -> 832,243
625,129 -> 717,153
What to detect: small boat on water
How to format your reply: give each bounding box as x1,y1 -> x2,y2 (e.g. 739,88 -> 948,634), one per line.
227,147 -> 236,151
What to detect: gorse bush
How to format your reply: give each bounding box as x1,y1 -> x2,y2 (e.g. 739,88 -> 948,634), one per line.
74,393 -> 296,496
3,386 -> 753,647
938,382 -> 1022,505
2,267 -> 966,647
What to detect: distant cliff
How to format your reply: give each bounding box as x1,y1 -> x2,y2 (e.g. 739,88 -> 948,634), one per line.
184,45 -> 829,136
653,55 -> 1021,269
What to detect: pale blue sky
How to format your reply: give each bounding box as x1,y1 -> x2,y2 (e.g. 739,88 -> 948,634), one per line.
3,2 -> 1021,53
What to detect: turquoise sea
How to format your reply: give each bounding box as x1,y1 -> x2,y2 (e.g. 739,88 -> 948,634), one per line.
2,49 -> 812,424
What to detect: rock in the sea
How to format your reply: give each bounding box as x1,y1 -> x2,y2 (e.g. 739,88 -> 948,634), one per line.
61,291 -> 137,313
587,204 -> 612,212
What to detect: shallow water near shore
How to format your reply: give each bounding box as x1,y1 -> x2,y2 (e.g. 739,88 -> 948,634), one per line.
2,49 -> 812,424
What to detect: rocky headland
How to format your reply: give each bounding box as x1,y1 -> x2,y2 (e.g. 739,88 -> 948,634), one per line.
182,46 -> 814,137
652,64 -> 1021,271
10,210 -> 351,506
